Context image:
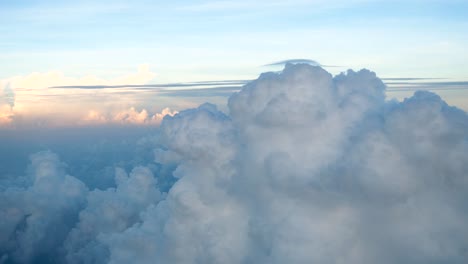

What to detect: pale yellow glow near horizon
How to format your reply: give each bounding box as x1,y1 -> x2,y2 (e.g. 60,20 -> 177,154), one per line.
1,64 -> 156,89
0,65 -> 184,128
0,64 -> 467,128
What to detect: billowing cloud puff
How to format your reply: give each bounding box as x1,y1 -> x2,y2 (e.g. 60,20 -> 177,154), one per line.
122,64 -> 467,263
64,167 -> 162,263
151,107 -> 179,124
112,107 -> 150,124
1,64 -> 467,263
0,152 -> 87,263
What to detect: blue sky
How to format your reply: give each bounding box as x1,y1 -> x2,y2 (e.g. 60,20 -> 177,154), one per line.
1,0 -> 468,80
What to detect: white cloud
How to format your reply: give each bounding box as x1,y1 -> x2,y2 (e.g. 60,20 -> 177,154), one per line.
0,64 -> 467,263
0,151 -> 88,263
65,167 -> 161,263
80,107 -> 178,126
151,107 -> 179,124
122,64 -> 466,263
112,107 -> 150,124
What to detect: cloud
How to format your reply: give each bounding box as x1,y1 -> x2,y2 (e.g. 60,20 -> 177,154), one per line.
3,64 -> 467,129
2,64 -> 156,90
81,110 -> 107,124
81,107 -> 178,125
112,64 -> 467,263
0,151 -> 88,263
151,107 -> 179,124
0,65 -> 158,128
112,108 -> 150,125
0,83 -> 15,125
112,65 -> 156,86
64,166 -> 162,263
0,106 -> 14,125
0,84 -> 15,108
0,64 -> 467,263
49,80 -> 248,89
157,86 -> 242,97
264,59 -> 341,67
386,81 -> 468,91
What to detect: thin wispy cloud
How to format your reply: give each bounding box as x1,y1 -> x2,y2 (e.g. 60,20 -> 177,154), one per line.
49,80 -> 249,90
157,86 -> 242,97
381,78 -> 447,81
264,59 -> 342,67
387,81 -> 468,86
49,77 -> 468,94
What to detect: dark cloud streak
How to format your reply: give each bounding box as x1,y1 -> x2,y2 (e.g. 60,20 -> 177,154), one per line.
264,59 -> 342,67
49,80 -> 250,90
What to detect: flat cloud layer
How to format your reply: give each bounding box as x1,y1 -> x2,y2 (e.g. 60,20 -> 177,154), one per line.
1,64 -> 467,263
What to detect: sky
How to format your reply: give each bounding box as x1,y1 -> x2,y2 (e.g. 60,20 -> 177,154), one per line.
1,1 -> 468,263
1,0 -> 468,79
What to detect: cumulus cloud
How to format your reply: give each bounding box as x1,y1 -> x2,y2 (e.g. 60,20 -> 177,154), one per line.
64,167 -> 162,263
81,107 -> 178,125
151,107 -> 179,124
1,64 -> 467,263
0,151 -> 87,263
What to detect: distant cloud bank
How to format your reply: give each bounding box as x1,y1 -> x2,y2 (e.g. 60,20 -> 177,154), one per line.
1,61 -> 468,129
81,107 -> 178,125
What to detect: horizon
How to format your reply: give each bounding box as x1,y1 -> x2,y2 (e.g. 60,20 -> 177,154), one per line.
1,1 -> 468,129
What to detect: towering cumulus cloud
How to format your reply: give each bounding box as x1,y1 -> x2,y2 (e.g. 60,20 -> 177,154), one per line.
1,64 -> 467,263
